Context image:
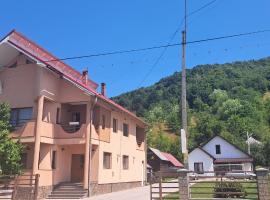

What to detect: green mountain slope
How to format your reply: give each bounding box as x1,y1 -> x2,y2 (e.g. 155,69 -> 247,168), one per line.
112,57 -> 270,165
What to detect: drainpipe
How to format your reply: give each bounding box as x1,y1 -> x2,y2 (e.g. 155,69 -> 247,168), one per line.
87,96 -> 98,197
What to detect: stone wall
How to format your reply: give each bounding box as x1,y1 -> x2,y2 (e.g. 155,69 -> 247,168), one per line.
90,181 -> 141,196
14,185 -> 52,200
256,168 -> 270,200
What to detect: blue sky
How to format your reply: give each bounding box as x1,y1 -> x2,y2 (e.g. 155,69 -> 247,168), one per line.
1,0 -> 270,97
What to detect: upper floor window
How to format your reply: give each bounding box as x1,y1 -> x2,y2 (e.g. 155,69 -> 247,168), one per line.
215,144 -> 221,154
102,115 -> 106,130
123,123 -> 129,137
103,152 -> 112,169
10,107 -> 33,128
113,118 -> 118,133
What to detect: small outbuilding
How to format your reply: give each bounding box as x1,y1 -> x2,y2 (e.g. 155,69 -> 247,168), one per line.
147,147 -> 183,172
188,135 -> 253,175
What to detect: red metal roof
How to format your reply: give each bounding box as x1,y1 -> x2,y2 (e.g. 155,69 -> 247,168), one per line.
161,152 -> 184,168
3,30 -> 145,124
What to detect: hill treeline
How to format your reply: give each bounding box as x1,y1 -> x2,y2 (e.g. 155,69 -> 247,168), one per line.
112,57 -> 270,166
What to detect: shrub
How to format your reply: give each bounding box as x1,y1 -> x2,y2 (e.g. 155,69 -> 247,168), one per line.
214,182 -> 246,198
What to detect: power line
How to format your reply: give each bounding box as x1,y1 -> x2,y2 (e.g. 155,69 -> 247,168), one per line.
137,0 -> 219,87
187,0 -> 217,17
185,29 -> 270,45
1,29 -> 270,69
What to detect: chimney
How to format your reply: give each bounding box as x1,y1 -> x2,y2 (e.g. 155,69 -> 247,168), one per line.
101,83 -> 106,96
82,70 -> 88,85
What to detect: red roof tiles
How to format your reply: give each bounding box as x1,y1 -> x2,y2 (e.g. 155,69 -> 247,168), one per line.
161,152 -> 184,168
3,30 -> 145,124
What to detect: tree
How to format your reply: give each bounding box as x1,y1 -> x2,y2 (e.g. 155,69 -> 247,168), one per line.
0,102 -> 23,175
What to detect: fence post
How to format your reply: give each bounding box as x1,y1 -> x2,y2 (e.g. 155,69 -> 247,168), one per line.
11,175 -> 18,200
33,174 -> 40,200
178,169 -> 189,200
256,168 -> 270,200
159,171 -> 163,200
150,171 -> 152,200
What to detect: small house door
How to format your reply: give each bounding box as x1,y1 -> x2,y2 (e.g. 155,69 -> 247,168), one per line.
71,154 -> 84,182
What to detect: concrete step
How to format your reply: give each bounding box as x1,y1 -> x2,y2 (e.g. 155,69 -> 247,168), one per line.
46,182 -> 86,199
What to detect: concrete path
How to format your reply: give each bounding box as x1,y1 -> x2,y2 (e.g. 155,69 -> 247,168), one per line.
86,185 -> 150,200
87,180 -> 179,200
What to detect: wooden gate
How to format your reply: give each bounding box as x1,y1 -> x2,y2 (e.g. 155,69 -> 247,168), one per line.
150,170 -> 179,200
0,174 -> 39,200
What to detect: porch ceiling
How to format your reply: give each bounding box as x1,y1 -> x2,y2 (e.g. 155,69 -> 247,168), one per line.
0,42 -> 20,68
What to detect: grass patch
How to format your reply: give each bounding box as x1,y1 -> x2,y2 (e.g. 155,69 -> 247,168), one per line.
164,181 -> 259,200
191,182 -> 257,199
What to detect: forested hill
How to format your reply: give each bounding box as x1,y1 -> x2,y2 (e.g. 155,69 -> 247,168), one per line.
112,57 -> 270,165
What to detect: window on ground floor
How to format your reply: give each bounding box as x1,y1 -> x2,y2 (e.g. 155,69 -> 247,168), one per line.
194,162 -> 204,174
51,151 -> 57,169
103,152 -> 112,169
123,155 -> 129,170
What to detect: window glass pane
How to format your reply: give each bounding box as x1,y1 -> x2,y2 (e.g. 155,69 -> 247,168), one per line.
103,152 -> 111,169
10,109 -> 18,126
102,115 -> 106,129
19,108 -> 32,121
123,123 -> 129,137
113,118 -> 117,133
123,155 -> 129,170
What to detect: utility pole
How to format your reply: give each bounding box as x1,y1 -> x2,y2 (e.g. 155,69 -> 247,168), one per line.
247,131 -> 251,155
181,0 -> 189,169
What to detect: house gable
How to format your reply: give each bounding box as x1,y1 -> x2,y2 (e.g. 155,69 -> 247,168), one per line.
202,136 -> 250,159
188,148 -> 214,172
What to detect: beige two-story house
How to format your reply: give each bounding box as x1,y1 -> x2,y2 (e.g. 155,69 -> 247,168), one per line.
0,30 -> 146,198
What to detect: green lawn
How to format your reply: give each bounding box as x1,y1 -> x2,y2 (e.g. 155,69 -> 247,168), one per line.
164,181 -> 259,200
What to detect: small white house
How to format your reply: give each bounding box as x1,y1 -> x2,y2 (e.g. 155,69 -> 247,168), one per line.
188,136 -> 253,175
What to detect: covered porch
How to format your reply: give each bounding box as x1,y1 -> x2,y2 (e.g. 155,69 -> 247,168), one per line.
21,143 -> 99,188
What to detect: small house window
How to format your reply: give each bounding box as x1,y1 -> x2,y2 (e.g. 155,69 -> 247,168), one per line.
194,162 -> 204,174
215,145 -> 221,154
51,151 -> 57,169
102,115 -> 106,130
113,118 -> 118,133
123,155 -> 129,170
103,152 -> 112,169
123,123 -> 129,137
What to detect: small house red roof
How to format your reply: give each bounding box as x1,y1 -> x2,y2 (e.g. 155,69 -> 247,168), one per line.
161,152 -> 184,168
2,30 -> 145,124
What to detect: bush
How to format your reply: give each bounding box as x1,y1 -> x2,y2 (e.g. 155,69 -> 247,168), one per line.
214,182 -> 246,198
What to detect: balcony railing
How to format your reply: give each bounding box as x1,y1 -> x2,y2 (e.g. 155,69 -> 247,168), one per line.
60,123 -> 81,134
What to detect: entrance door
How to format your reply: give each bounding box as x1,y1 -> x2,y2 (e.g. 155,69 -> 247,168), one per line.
71,154 -> 84,182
